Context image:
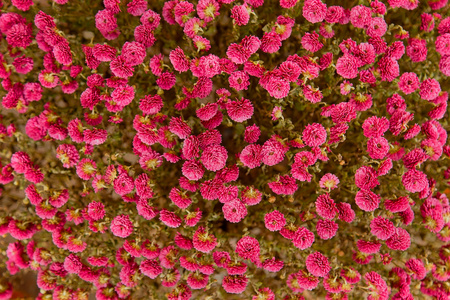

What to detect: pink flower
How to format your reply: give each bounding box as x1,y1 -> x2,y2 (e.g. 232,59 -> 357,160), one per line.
10,151 -> 32,174
201,144 -> 228,171
287,270 -> 319,291
315,193 -> 338,220
350,5 -> 372,28
405,258 -> 427,280
193,226 -> 217,253
56,144 -> 80,168
159,209 -> 182,228
264,210 -> 286,231
231,4 -> 250,26
113,172 -> 134,196
319,173 -> 339,190
87,201 -> 105,221
402,169 -> 428,193
355,166 -> 379,190
378,56 -> 399,82
222,275 -> 248,294
229,71 -> 250,91
64,254 -> 82,274
355,189 -> 381,212
386,227 -> 411,251
140,259 -> 163,279
384,196 -> 410,213
316,219 -> 338,240
306,252 -> 331,277
261,136 -> 289,166
302,32 -> 323,52
292,226 -> 315,249
236,236 -> 260,262
406,38 -> 427,62
223,199 -> 248,223
110,214 -> 133,238
240,144 -> 262,169
244,125 -> 260,143
337,202 -> 355,223
169,47 -> 190,72
303,0 -> 327,23
370,216 -> 395,240
398,72 -> 419,94
83,128 -> 107,145
367,137 -> 389,159
260,31 -> 282,53
357,240 -> 381,254
182,160 -> 204,181
362,116 -> 389,138
227,98 -> 254,122
268,175 -> 298,195
156,72 -> 176,90
196,103 -> 218,121
419,78 -> 441,101
336,54 -> 360,79
302,123 -> 327,147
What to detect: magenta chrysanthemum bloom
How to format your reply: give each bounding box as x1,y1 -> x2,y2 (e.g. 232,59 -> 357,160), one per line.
306,252 -> 331,277
405,258 -> 427,280
398,72 -> 419,94
315,193 -> 338,220
113,172 -> 134,196
182,160 -> 204,181
386,227 -> 411,251
268,175 -> 298,195
10,151 -> 32,174
355,189 -> 381,212
419,78 -> 441,101
367,137 -> 389,160
292,227 -> 315,249
56,144 -> 80,168
288,270 -> 319,291
384,196 -> 410,213
140,259 -> 163,279
201,144 -> 228,171
227,98 -> 254,122
264,210 -> 286,231
235,236 -> 260,262
402,169 -> 428,193
110,214 -> 133,238
83,128 -> 107,145
336,54 -> 360,79
240,144 -> 262,169
302,123 -> 327,147
87,201 -> 105,221
63,253 -> 82,274
222,275 -> 248,294
261,136 -> 289,166
193,226 -> 217,253
370,216 -> 395,240
319,173 -> 340,190
362,116 -> 389,138
355,166 -> 379,190
260,31 -> 282,53
159,209 -> 182,228
303,0 -> 327,23
156,72 -> 176,90
223,199 -> 248,223
357,240 -> 381,254
316,219 -> 338,240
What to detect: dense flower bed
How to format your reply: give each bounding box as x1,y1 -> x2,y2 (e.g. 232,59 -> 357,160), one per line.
0,0 -> 450,299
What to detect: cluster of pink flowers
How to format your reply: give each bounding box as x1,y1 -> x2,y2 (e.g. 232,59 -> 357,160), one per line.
0,0 -> 450,299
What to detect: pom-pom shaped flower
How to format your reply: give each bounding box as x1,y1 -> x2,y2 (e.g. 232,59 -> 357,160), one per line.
110,215 -> 133,238
264,210 -> 286,231
306,252 -> 331,277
